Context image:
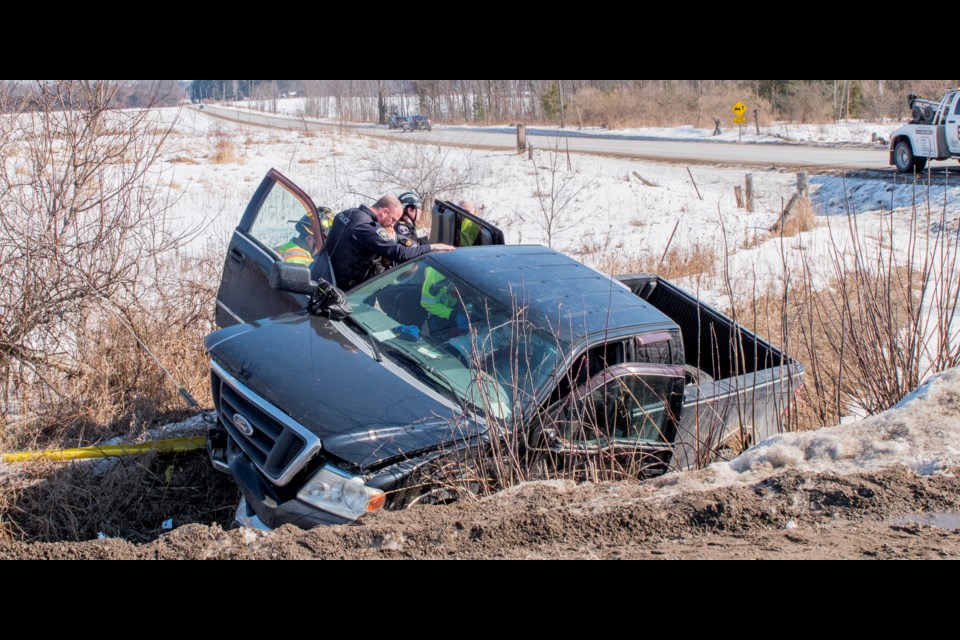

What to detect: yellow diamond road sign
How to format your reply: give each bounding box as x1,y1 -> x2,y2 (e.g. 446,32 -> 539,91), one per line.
732,101 -> 747,116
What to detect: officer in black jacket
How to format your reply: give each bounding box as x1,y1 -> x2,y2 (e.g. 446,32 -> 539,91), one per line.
314,194 -> 454,290
394,191 -> 423,248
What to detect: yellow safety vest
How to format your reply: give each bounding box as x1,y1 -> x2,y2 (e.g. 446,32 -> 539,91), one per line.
277,239 -> 312,265
460,218 -> 481,246
421,266 -> 458,319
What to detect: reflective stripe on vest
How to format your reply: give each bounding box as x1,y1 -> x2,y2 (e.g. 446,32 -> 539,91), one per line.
277,241 -> 312,265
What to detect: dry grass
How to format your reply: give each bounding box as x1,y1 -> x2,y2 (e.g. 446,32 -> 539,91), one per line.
591,243 -> 718,281
772,196 -> 817,236
736,282 -> 846,431
168,156 -> 199,165
211,138 -> 237,164
0,451 -> 238,543
570,84 -> 775,129
243,135 -> 284,146
734,264 -> 918,432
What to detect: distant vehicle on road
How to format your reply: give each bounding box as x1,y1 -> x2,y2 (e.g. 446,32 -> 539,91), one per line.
409,115 -> 432,131
388,115 -> 410,130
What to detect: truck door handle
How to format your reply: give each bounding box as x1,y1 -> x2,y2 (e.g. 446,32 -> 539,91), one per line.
229,247 -> 246,265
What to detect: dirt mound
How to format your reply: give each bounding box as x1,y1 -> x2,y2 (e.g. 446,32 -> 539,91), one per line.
3,465 -> 958,559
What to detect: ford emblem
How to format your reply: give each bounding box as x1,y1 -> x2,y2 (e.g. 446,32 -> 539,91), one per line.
232,413 -> 254,437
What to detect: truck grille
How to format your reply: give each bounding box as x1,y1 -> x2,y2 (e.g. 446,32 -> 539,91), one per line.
211,361 -> 321,486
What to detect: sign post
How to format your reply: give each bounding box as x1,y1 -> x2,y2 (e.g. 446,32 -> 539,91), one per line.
732,101 -> 747,142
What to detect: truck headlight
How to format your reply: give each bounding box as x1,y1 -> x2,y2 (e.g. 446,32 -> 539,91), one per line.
297,465 -> 385,520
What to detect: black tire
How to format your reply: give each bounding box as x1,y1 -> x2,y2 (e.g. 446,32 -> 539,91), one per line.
894,140 -> 915,173
391,453 -> 489,508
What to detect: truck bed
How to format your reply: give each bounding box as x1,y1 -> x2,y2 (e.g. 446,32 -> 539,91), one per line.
619,275 -> 805,469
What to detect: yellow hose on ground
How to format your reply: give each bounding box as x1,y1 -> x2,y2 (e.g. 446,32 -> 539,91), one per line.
1,436 -> 206,463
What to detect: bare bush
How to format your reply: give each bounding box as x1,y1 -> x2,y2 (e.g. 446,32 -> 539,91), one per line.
520,145 -> 600,248
0,81 -> 196,445
361,142 -> 479,225
738,188 -> 959,430
0,450 -> 237,543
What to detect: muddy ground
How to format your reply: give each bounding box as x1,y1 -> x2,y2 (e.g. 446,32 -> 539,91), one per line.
2,464 -> 958,559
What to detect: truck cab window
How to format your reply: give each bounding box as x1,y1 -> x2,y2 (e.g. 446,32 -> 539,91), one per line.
558,370 -> 681,444
249,183 -> 316,264
634,331 -> 679,365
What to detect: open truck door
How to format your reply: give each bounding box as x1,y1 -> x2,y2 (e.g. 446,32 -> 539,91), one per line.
429,200 -> 505,247
215,169 -> 333,328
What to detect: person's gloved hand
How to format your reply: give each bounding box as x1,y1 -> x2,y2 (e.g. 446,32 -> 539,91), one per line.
309,278 -> 351,320
396,324 -> 420,342
455,311 -> 469,331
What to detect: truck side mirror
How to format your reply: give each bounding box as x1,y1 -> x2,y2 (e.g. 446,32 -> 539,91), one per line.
269,261 -> 316,295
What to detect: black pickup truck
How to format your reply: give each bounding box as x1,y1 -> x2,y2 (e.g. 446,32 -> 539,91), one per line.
206,169 -> 804,529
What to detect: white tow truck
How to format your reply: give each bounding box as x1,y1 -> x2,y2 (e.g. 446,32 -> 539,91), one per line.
889,90 -> 960,173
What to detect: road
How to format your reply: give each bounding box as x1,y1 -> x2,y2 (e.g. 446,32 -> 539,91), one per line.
195,104 -> 892,172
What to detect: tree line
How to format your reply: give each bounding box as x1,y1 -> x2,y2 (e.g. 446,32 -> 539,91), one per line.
190,80 -> 959,127
1,80 -> 185,111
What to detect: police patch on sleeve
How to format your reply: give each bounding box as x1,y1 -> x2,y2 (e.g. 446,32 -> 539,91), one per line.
401,238 -> 413,247
377,228 -> 391,240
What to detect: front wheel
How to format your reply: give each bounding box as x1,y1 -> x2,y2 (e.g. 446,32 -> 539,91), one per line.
390,456 -> 484,508
894,140 -> 915,173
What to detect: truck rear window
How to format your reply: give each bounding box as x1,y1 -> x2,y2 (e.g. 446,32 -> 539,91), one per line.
634,330 -> 681,365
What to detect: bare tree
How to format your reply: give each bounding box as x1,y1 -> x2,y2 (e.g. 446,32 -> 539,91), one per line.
361,141 -> 479,216
0,80 -> 182,413
521,143 -> 599,248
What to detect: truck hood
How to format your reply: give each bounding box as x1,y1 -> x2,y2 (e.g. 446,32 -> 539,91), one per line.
205,312 -> 483,469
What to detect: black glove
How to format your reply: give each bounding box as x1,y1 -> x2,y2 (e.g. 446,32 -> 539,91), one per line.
308,278 -> 352,320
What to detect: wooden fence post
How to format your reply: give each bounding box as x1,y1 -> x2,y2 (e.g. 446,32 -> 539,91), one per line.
517,123 -> 526,154
745,174 -> 754,212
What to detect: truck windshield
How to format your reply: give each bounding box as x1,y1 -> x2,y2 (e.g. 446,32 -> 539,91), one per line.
346,260 -> 563,420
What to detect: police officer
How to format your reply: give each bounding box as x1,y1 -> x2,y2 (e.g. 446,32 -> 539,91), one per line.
314,194 -> 454,290
395,191 -> 423,248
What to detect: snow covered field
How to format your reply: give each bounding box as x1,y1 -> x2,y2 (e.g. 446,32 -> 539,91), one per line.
162,106 -> 960,311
